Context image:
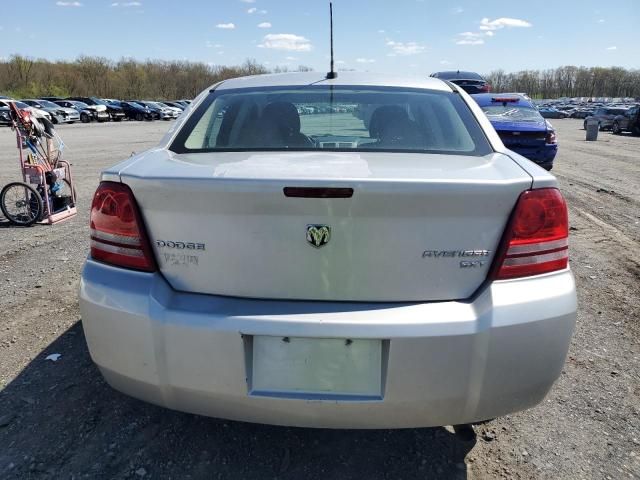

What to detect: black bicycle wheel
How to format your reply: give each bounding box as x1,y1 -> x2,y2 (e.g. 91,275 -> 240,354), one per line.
0,182 -> 43,226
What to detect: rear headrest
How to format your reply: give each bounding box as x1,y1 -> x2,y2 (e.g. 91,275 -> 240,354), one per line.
369,105 -> 411,138
261,101 -> 301,134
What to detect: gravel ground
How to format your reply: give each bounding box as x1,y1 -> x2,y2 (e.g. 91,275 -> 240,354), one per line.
0,119 -> 639,480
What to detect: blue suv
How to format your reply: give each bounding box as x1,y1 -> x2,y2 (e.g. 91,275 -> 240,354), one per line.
472,93 -> 558,170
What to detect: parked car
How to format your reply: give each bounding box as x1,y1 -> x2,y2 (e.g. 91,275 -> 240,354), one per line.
583,106 -> 629,130
0,99 -> 52,122
162,101 -> 186,111
21,99 -> 78,124
611,105 -> 640,135
569,109 -> 594,119
473,93 -> 557,171
80,72 -> 576,429
156,102 -> 183,117
537,107 -> 569,119
66,97 -> 126,122
109,100 -> 154,121
429,71 -> 490,94
135,100 -> 177,120
39,99 -> 81,123
54,100 -> 109,123
0,104 -> 10,126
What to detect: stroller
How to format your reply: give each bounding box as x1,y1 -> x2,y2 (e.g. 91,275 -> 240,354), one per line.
0,102 -> 77,226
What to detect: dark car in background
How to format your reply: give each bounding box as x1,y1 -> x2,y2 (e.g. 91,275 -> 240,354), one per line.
538,107 -> 569,119
569,108 -> 595,119
473,93 -> 558,171
584,106 -> 629,131
612,105 -> 640,135
109,100 -> 154,121
429,71 -> 490,94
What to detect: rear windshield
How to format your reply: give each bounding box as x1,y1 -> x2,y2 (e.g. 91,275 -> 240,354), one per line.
481,105 -> 543,122
170,86 -> 492,156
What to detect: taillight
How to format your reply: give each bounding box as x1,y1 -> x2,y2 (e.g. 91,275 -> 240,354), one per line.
89,181 -> 156,272
492,188 -> 568,280
481,83 -> 491,93
545,131 -> 557,144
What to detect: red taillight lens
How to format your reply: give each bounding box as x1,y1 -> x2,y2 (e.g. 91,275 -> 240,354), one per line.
481,84 -> 491,92
89,181 -> 156,272
545,131 -> 557,144
492,188 -> 569,280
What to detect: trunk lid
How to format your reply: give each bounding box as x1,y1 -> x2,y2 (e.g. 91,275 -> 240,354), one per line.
120,150 -> 532,302
492,119 -> 548,149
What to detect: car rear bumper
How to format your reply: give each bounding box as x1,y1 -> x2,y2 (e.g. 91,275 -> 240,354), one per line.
80,259 -> 576,428
508,144 -> 557,165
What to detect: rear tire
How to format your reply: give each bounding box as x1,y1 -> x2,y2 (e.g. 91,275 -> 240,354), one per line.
80,112 -> 90,123
136,113 -> 144,121
0,182 -> 43,226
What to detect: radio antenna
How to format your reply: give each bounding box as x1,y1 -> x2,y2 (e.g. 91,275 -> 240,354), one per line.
326,2 -> 337,79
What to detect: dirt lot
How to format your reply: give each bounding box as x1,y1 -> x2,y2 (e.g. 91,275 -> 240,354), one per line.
0,119 -> 639,479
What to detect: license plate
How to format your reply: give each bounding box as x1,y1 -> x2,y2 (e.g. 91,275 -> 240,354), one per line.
250,336 -> 383,399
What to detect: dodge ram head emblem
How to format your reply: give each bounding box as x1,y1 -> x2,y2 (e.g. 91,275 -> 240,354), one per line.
306,225 -> 331,248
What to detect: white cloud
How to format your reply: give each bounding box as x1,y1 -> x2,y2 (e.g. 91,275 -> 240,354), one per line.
247,7 -> 257,13
485,31 -> 494,37
356,58 -> 376,63
598,19 -> 605,23
111,1 -> 141,6
479,17 -> 532,31
240,0 -> 255,2
258,33 -> 312,51
336,60 -> 346,65
606,46 -> 617,50
206,41 -> 223,48
456,32 -> 484,45
386,40 -> 426,55
452,6 -> 464,14
377,29 -> 385,33
56,1 -> 82,6
285,56 -> 297,61
257,22 -> 271,28
440,60 -> 452,65
216,23 -> 236,29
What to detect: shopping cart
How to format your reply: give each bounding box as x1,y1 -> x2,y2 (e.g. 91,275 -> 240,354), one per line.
0,102 -> 77,226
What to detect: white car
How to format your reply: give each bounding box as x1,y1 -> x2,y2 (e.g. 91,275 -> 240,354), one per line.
80,72 -> 577,429
157,102 -> 183,117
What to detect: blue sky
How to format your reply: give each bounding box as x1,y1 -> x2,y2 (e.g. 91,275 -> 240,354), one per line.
0,0 -> 637,74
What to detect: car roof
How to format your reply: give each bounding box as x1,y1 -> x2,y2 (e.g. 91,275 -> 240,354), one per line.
214,72 -> 452,92
470,93 -> 532,107
430,71 -> 483,80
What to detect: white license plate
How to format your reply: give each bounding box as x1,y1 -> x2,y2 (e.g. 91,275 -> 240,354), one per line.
250,336 -> 382,399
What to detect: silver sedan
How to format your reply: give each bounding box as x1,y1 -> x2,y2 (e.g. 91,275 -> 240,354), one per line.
80,72 -> 577,428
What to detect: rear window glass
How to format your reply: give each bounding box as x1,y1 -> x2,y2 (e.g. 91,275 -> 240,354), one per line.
481,105 -> 543,122
170,86 -> 492,156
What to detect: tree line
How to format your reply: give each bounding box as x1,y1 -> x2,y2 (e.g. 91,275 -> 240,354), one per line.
0,55 -> 310,100
0,55 -> 638,100
485,66 -> 640,99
